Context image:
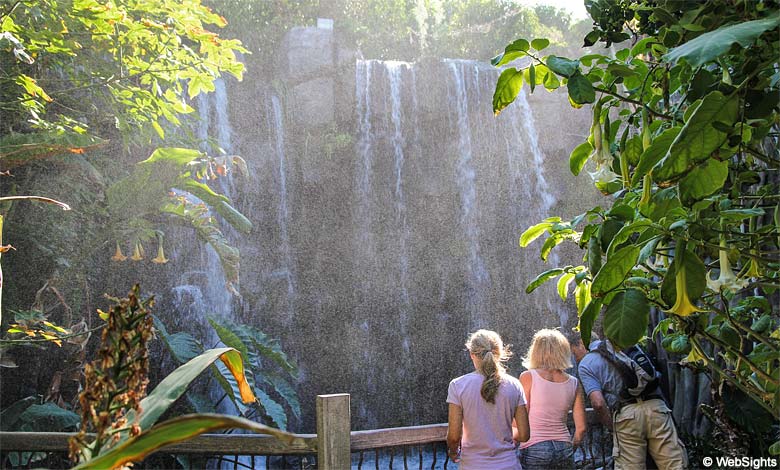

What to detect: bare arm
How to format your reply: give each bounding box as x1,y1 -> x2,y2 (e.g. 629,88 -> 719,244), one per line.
446,403 -> 463,462
588,390 -> 613,430
513,402 -> 530,443
572,381 -> 588,446
519,371 -> 532,411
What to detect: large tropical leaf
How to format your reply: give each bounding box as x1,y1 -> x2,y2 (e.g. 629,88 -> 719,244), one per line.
664,17 -> 780,67
591,245 -> 640,296
153,316 -> 202,364
74,414 -> 301,470
109,348 -> 255,454
603,289 -> 650,350
653,91 -> 738,183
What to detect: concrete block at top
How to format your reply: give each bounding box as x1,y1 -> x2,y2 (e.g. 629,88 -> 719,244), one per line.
291,77 -> 334,128
282,26 -> 334,81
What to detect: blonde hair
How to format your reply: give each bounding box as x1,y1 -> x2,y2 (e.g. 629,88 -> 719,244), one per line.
522,328 -> 573,370
465,329 -> 512,403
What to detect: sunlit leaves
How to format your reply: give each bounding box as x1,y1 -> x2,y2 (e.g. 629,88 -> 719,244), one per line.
5,0 -> 246,140
653,91 -> 739,183
591,244 -> 640,296
526,268 -> 564,294
490,38 -> 529,67
569,141 -> 593,176
678,158 -> 729,203
493,68 -> 524,115
665,16 -> 780,67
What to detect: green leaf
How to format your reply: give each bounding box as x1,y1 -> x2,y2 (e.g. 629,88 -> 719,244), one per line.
583,30 -> 600,47
567,72 -> 596,104
623,135 -> 643,167
591,245 -> 640,296
678,158 -> 729,203
18,403 -> 80,432
208,317 -> 250,361
607,219 -> 655,257
254,388 -> 288,430
603,288 -> 650,350
491,38 -> 530,67
631,127 -> 682,185
526,268 -> 564,294
546,56 -> 579,77
151,120 -> 165,139
653,91 -> 739,183
141,147 -> 202,166
574,280 -> 592,314
258,372 -> 301,418
578,298 -> 603,347
116,348 -> 255,453
493,68 -> 524,115
720,208 -> 765,221
531,38 -> 550,51
557,272 -> 576,301
166,333 -> 202,364
770,440 -> 780,456
722,386 -> 775,435
569,141 -> 593,176
0,397 -> 37,431
588,235 -> 602,275
664,17 -> 780,67
74,414 -> 300,470
519,221 -> 551,247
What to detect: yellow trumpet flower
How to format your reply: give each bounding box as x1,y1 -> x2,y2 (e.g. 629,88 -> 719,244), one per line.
130,242 -> 143,261
152,239 -> 168,264
668,261 -> 705,317
111,241 -> 127,262
706,241 -> 748,294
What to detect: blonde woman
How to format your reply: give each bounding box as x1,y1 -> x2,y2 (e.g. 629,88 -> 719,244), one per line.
447,329 -> 530,469
517,329 -> 587,469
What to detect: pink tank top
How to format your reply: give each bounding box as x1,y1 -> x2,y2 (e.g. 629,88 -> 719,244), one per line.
519,369 -> 578,449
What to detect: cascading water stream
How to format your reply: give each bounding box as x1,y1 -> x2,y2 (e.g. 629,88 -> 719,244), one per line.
512,88 -> 564,326
270,95 -> 296,324
386,61 -> 412,351
447,60 -> 490,327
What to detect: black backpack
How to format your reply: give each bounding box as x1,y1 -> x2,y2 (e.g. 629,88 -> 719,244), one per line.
591,341 -> 661,401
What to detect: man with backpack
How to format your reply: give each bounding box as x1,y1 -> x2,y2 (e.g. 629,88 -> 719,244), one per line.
568,331 -> 688,469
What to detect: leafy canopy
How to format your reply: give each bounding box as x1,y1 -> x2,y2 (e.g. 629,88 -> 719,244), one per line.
493,0 -> 780,437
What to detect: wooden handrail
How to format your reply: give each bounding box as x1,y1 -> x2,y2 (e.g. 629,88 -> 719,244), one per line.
351,423 -> 447,450
0,398 -> 603,465
0,431 -> 318,455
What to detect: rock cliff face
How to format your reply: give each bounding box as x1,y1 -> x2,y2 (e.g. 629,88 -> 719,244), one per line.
166,25 -> 604,431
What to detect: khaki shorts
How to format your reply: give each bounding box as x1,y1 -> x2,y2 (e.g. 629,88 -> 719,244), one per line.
613,398 -> 688,470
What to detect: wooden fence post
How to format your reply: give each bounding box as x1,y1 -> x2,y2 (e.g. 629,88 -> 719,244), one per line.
316,393 -> 351,470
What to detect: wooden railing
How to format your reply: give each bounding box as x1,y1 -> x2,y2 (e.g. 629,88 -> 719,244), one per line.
0,393 -> 610,469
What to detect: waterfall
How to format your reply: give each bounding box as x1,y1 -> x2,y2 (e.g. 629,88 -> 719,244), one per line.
512,88 -> 564,326
386,61 -> 412,351
447,60 -> 490,327
188,79 -> 235,321
270,95 -> 296,324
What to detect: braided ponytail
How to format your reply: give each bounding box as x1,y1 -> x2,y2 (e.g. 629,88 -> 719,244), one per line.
465,330 -> 512,403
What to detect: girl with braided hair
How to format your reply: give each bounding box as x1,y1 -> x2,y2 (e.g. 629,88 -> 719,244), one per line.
446,329 -> 529,469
